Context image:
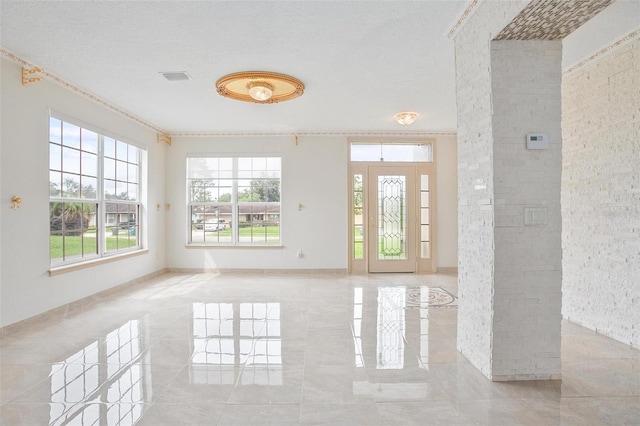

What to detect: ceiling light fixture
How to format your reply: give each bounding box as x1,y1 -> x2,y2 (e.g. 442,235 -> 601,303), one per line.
394,112 -> 419,126
216,71 -> 304,104
247,80 -> 274,101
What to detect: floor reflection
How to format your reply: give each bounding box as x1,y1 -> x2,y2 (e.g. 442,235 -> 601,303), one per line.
2,273 -> 635,424
377,287 -> 406,370
49,320 -> 149,425
354,286 -> 457,372
191,302 -> 282,386
353,288 -> 364,368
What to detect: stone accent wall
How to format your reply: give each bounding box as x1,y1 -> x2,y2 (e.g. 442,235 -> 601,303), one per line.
562,38 -> 640,348
490,40 -> 563,380
456,0 -> 563,380
454,0 -> 528,379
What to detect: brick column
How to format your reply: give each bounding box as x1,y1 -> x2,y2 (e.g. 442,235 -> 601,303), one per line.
454,2 -> 562,381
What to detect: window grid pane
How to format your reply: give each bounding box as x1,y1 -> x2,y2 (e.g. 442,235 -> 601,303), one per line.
50,116 -> 143,265
50,202 -> 99,262
188,157 -> 281,245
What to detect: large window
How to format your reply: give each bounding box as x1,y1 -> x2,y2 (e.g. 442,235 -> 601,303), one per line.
49,116 -> 142,265
187,156 -> 281,245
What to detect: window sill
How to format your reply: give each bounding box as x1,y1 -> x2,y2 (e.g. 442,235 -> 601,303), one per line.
49,249 -> 149,276
185,244 -> 283,250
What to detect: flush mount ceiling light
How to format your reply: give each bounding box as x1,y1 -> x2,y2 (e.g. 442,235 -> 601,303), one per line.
216,71 -> 304,104
247,80 -> 275,101
394,112 -> 419,126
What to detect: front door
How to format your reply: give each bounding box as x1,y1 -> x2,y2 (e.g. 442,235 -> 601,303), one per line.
367,166 -> 417,272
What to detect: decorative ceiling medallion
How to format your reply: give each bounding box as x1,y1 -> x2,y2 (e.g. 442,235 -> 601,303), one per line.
216,71 -> 304,104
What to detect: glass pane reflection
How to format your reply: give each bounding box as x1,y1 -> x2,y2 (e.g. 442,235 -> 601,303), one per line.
376,287 -> 406,369
350,285 -> 457,373
353,288 -> 364,367
191,302 -> 282,386
49,320 -> 148,426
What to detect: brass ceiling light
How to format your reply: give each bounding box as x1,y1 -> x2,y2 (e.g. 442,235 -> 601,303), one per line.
394,112 -> 419,126
247,80 -> 275,101
216,71 -> 304,104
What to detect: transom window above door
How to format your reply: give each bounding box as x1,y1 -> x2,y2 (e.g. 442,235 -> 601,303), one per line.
350,143 -> 432,162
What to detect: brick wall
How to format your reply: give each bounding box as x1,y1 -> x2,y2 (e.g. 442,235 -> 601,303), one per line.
454,0 -> 529,379
562,38 -> 640,348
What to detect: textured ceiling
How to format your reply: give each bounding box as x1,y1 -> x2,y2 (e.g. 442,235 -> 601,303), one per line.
0,1 -> 468,134
495,0 -> 614,40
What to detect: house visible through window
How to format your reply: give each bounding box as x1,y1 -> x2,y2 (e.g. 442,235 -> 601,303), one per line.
49,116 -> 143,265
187,156 -> 281,245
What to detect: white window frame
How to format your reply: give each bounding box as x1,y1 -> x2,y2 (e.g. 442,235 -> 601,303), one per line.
187,156 -> 281,246
49,114 -> 144,267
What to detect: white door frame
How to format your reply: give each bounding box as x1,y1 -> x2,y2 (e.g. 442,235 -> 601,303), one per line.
348,156 -> 436,274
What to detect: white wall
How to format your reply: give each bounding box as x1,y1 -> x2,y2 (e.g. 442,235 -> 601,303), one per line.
165,134 -> 458,271
562,33 -> 640,347
0,58 -> 167,327
165,135 -> 348,271
562,0 -> 640,70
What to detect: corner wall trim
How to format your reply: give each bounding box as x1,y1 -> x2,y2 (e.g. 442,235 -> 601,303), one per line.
0,268 -> 168,337
563,317 -> 638,350
167,268 -> 348,275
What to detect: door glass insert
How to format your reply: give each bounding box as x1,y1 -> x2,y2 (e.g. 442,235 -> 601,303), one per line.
377,175 -> 407,260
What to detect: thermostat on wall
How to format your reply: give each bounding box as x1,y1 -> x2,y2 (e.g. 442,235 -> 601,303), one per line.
526,133 -> 548,149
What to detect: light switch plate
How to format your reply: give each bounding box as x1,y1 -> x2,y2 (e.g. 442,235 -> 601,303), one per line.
524,207 -> 547,225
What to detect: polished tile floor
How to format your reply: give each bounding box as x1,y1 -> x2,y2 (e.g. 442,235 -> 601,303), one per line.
1,272 -> 639,425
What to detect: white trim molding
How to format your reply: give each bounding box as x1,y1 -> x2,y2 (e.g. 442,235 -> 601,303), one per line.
564,28 -> 640,75
1,47 -> 166,134
447,0 -> 483,39
170,131 -> 457,138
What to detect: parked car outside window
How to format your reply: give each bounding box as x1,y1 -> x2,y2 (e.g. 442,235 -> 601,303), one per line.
203,220 -> 227,232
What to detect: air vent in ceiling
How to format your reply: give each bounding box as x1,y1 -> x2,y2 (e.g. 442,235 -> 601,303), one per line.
160,71 -> 192,81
